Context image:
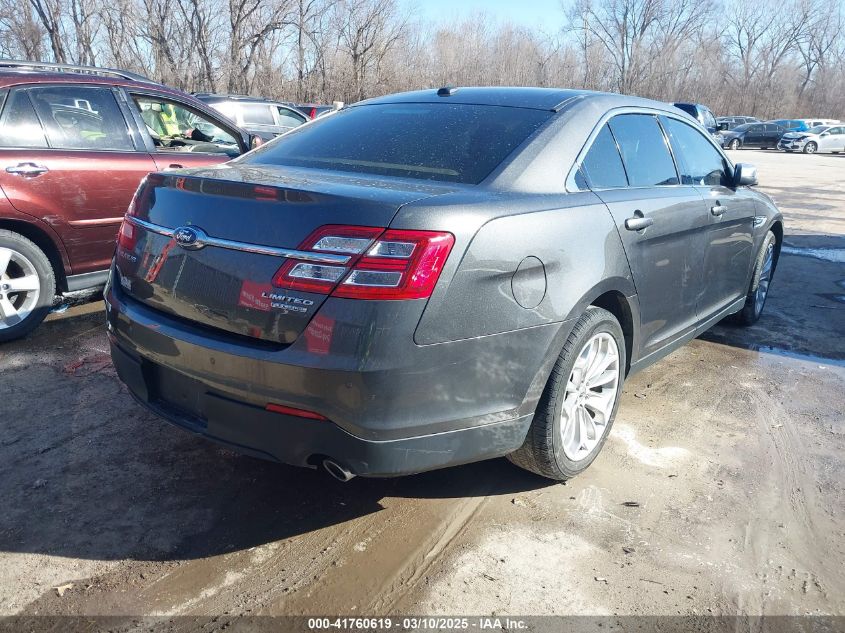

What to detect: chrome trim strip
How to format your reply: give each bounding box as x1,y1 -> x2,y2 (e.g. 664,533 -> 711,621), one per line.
125,216 -> 352,264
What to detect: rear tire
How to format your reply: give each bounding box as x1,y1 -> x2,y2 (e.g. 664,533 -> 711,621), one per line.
0,230 -> 55,343
508,307 -> 626,481
732,231 -> 776,326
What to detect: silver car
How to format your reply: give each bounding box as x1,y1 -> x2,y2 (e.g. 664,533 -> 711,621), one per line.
778,124 -> 845,154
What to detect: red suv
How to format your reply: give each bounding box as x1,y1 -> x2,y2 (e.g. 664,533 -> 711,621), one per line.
0,61 -> 252,341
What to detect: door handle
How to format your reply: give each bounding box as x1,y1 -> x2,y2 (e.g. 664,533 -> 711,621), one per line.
5,162 -> 48,177
711,204 -> 727,216
624,213 -> 654,231
166,163 -> 184,169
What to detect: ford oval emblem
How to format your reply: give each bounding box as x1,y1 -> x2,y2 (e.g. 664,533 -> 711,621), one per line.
173,226 -> 205,250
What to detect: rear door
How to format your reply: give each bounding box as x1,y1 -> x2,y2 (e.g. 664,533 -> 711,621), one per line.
578,114 -> 706,358
126,92 -> 246,171
0,84 -> 156,274
661,116 -> 755,319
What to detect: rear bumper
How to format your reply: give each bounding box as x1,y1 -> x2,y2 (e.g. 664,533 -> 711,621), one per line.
111,340 -> 532,476
105,281 -> 564,476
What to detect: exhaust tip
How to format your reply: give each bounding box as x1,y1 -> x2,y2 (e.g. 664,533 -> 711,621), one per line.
322,458 -> 356,482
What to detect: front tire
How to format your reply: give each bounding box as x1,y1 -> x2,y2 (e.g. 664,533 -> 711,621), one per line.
508,307 -> 626,481
730,139 -> 740,150
732,231 -> 777,326
803,142 -> 817,154
0,230 -> 55,343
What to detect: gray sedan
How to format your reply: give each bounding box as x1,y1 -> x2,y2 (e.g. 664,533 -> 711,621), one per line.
106,88 -> 783,481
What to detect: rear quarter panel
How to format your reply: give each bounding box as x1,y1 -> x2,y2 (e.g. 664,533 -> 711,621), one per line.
395,190 -> 635,345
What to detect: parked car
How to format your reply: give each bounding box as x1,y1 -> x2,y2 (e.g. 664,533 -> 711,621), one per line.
778,124 -> 845,154
673,102 -> 718,133
296,103 -> 338,119
107,86 -> 783,482
720,122 -> 786,149
768,119 -> 809,132
716,116 -> 759,131
194,94 -> 309,142
0,60 -> 253,342
799,118 -> 839,128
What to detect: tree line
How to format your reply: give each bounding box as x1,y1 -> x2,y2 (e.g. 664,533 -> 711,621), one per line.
1,0 -> 843,118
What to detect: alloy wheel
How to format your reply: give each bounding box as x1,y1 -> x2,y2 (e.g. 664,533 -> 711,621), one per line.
755,242 -> 774,316
730,139 -> 740,150
0,247 -> 41,330
560,332 -> 620,462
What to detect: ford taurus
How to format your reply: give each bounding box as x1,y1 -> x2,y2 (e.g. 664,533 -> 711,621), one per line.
105,87 -> 783,481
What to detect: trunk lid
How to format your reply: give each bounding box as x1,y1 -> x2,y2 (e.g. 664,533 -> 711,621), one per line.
115,164 -> 452,344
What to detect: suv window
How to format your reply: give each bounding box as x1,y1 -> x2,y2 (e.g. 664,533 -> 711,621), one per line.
276,106 -> 306,129
28,86 -> 133,151
662,117 -> 730,187
240,103 -> 275,126
608,114 -> 678,187
133,95 -> 239,156
574,124 -> 627,190
246,103 -> 552,184
0,89 -> 48,148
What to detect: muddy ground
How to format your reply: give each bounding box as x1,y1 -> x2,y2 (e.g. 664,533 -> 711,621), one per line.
0,150 -> 842,626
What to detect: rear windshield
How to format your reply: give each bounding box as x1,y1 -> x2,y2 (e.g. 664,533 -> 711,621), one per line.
243,103 -> 552,184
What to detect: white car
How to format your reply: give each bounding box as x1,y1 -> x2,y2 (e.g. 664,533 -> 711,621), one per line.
778,125 -> 845,154
799,118 -> 840,128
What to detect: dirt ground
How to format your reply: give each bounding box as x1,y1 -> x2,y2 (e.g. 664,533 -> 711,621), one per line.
0,150 -> 843,626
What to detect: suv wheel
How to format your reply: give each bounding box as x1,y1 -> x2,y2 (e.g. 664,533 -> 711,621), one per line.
732,231 -> 776,326
0,230 -> 56,342
803,142 -> 818,154
508,307 -> 625,481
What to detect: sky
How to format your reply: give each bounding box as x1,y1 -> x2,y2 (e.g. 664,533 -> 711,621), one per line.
402,0 -> 565,29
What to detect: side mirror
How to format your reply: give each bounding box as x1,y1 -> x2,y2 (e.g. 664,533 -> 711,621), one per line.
734,163 -> 758,187
249,134 -> 264,150
820,132 -> 829,137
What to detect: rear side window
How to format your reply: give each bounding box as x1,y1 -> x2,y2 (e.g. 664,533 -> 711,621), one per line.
245,103 -> 552,184
574,124 -> 627,190
608,114 -> 679,187
28,86 -> 133,151
662,117 -> 730,187
240,103 -> 275,125
0,89 -> 48,148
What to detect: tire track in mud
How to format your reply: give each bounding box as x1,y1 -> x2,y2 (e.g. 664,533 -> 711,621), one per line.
737,365 -> 844,610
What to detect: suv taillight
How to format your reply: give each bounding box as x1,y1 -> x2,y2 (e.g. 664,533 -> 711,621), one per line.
272,225 -> 454,300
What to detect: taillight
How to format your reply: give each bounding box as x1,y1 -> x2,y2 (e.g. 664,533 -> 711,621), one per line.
117,220 -> 136,250
272,225 -> 454,300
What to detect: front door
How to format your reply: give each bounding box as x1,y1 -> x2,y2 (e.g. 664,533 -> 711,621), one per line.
819,126 -> 845,152
661,116 -> 756,320
0,85 -> 157,274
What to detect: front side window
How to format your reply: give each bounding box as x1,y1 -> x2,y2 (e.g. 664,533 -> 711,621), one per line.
133,95 -> 239,156
245,103 -> 551,184
28,86 -> 133,151
276,106 -> 306,129
574,124 -> 627,190
0,89 -> 48,148
608,114 -> 679,187
662,117 -> 730,187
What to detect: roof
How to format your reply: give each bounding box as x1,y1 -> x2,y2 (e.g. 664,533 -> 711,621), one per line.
358,87 -> 595,111
0,69 -> 187,100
